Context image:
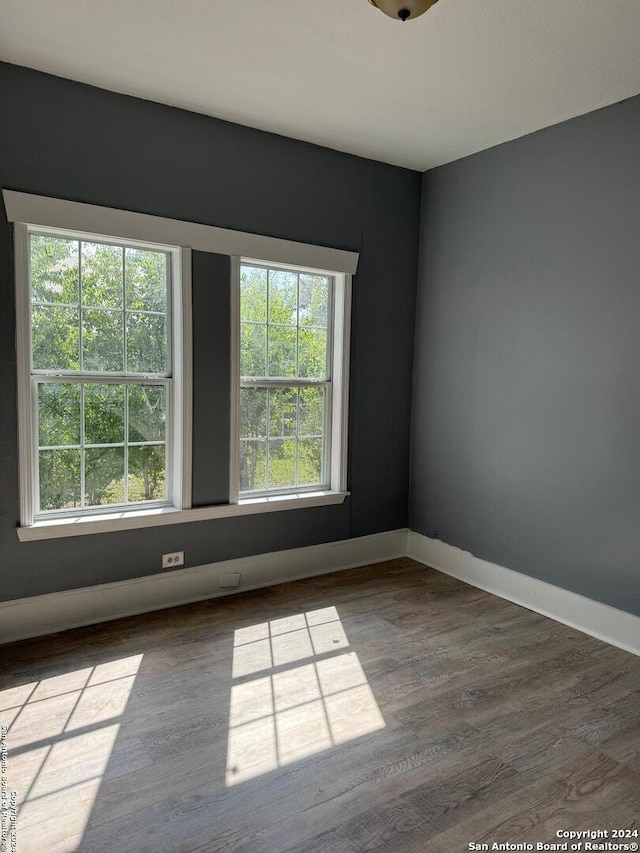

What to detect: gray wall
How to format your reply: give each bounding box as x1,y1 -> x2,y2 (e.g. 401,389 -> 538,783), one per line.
410,95 -> 640,617
0,62 -> 421,601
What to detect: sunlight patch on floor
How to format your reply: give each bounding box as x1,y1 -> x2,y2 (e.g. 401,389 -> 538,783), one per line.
0,654 -> 143,853
226,608 -> 385,786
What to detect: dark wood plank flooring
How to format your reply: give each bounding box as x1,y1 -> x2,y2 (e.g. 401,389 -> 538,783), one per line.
1,558 -> 638,852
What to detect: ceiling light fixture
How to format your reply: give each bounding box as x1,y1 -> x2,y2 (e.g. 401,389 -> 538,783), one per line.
368,0 -> 439,22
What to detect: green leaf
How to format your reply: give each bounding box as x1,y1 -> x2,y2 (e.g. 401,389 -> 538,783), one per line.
240,323 -> 266,377
240,440 -> 266,491
128,385 -> 166,443
84,384 -> 125,445
240,387 -> 267,438
38,384 -> 81,447
32,305 -> 80,371
269,388 -> 297,437
267,439 -> 296,488
125,248 -> 167,313
268,326 -> 296,377
298,328 -> 327,378
240,266 -> 267,322
299,387 -> 324,436
298,438 -> 323,485
268,270 -> 297,326
81,242 -> 124,309
126,313 -> 167,373
39,448 -> 81,510
128,445 -> 166,502
85,446 -> 125,506
299,275 -> 328,327
83,309 -> 124,372
30,235 -> 79,305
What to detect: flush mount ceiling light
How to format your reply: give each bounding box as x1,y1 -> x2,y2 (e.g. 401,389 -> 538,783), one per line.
368,0 -> 439,22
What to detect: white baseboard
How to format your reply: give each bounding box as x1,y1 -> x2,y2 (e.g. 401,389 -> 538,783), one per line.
0,529 -> 408,644
4,527 -> 638,657
407,531 -> 640,658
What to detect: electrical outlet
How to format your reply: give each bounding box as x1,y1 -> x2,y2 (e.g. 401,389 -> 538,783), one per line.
220,572 -> 241,589
162,551 -> 184,569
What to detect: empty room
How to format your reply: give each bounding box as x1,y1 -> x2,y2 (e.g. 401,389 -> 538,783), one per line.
0,2 -> 639,851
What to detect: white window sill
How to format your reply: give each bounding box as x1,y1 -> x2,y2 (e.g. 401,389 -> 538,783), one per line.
16,491 -> 349,542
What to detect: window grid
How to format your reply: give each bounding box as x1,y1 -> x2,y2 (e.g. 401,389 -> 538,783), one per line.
240,262 -> 333,496
78,239 -> 84,372
266,380 -> 271,489
29,231 -> 172,518
124,373 -> 129,502
29,234 -> 172,379
78,242 -> 85,504
239,390 -> 326,490
34,380 -> 169,514
266,268 -> 270,379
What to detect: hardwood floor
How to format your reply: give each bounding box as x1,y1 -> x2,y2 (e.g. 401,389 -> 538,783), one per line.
1,558 -> 638,852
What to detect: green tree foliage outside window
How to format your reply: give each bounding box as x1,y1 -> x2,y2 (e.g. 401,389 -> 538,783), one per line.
31,234 -> 170,512
240,264 -> 331,493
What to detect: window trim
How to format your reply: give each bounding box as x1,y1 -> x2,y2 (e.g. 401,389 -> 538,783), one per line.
231,257 -> 351,502
4,191 -> 359,275
15,490 -> 348,541
8,193 -> 356,540
14,222 -> 192,527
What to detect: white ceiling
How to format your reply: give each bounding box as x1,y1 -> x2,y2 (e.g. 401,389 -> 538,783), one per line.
1,0 -> 640,171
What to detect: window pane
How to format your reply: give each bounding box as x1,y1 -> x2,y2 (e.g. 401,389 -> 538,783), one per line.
240,387 -> 267,438
268,439 -> 296,488
126,313 -> 167,373
298,438 -> 323,486
128,385 -> 166,443
39,449 -> 81,511
268,326 -> 296,377
239,386 -> 328,493
30,235 -> 79,305
298,328 -> 327,378
237,262 -> 335,495
128,444 -> 166,502
240,266 -> 267,323
269,388 -> 297,437
241,323 -> 266,377
268,270 -> 297,326
81,242 -> 123,309
85,447 -> 125,506
125,248 -> 167,312
240,439 -> 266,492
83,309 -> 124,372
38,384 -> 81,447
299,275 -> 329,328
32,305 -> 80,371
299,387 -> 324,436
85,384 -> 125,445
29,233 -> 175,517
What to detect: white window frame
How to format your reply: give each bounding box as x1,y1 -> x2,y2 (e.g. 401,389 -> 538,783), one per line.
230,257 -> 351,504
6,192 -> 356,540
15,222 -> 193,528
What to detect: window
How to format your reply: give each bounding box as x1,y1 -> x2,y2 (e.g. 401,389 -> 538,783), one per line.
16,225 -> 188,524
237,260 -> 350,499
8,190 -> 355,538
